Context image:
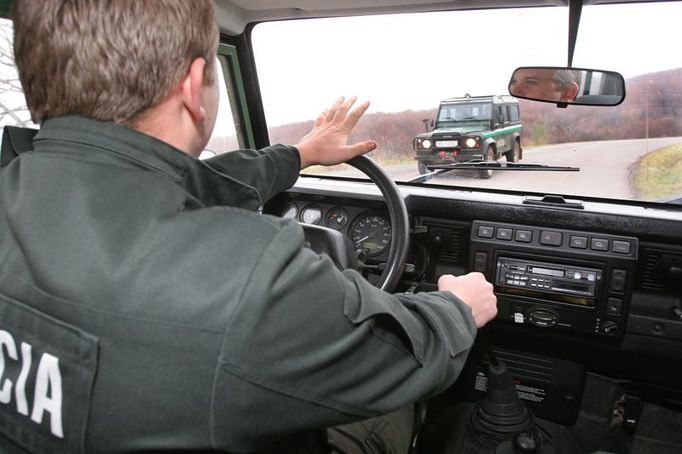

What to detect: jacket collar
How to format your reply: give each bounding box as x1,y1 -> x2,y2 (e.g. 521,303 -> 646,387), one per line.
34,116 -> 262,211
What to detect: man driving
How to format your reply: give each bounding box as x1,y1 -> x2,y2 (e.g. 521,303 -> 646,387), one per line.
0,1 -> 497,452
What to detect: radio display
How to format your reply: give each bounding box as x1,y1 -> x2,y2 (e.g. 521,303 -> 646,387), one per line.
528,266 -> 564,277
496,257 -> 601,307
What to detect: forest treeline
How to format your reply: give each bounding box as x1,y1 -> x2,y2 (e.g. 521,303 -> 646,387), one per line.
268,68 -> 682,159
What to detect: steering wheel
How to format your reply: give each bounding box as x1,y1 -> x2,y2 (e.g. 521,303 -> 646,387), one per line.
300,155 -> 409,292
348,155 -> 410,292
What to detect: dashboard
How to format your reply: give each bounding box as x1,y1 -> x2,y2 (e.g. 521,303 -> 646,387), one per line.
265,176 -> 682,398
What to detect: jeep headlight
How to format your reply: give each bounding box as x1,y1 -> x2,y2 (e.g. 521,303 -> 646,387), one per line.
415,138 -> 432,150
462,136 -> 481,149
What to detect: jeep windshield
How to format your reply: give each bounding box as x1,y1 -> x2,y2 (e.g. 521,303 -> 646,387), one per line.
252,2 -> 682,205
437,103 -> 491,126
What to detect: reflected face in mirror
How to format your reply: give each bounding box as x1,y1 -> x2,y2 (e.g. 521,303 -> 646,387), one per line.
509,68 -> 580,103
508,66 -> 625,106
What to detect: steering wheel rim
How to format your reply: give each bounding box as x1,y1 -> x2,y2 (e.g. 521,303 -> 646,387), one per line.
348,155 -> 409,292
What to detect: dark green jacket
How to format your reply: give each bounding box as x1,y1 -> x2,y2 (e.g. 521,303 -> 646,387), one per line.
0,116 -> 476,453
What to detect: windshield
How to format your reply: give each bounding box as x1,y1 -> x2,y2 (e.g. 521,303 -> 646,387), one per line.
252,2 -> 682,204
438,103 -> 491,125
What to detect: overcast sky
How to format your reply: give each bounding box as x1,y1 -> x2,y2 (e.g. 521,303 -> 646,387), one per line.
252,2 -> 682,126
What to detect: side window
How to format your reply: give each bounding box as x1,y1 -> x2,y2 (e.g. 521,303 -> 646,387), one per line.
0,18 -> 36,130
496,106 -> 506,124
0,18 -> 248,158
509,104 -> 520,122
203,44 -> 254,158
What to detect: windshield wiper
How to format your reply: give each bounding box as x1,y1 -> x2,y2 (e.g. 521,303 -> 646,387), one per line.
409,160 -> 579,183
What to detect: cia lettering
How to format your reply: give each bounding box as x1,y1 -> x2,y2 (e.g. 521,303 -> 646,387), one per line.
0,328 -> 64,438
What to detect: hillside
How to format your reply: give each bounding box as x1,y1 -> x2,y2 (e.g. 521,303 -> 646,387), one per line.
269,109 -> 437,161
268,68 -> 682,159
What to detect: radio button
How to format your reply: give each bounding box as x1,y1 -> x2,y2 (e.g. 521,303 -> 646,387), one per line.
569,235 -> 588,249
607,298 -> 623,315
477,225 -> 494,238
612,240 -> 631,254
540,231 -> 562,246
611,269 -> 627,292
496,228 -> 513,240
591,238 -> 609,251
474,252 -> 488,272
515,230 -> 533,242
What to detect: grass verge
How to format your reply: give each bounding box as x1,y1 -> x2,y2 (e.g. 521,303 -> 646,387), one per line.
632,143 -> 682,200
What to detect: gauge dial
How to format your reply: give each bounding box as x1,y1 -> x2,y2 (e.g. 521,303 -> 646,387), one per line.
350,212 -> 391,256
279,202 -> 298,219
300,205 -> 322,224
325,207 -> 349,230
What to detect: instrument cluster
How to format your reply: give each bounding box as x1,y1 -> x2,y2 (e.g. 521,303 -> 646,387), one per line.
273,200 -> 392,258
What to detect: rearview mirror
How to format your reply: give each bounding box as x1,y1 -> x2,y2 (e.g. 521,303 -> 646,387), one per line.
508,66 -> 625,107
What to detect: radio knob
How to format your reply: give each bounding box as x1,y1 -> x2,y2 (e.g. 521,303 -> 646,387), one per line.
603,320 -> 619,335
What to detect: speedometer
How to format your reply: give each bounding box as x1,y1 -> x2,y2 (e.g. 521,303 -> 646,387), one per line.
350,212 -> 391,256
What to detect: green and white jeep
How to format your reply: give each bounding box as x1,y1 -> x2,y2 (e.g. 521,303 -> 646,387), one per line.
413,94 -> 523,178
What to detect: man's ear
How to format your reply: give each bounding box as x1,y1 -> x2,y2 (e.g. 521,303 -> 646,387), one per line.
565,82 -> 580,101
181,57 -> 207,121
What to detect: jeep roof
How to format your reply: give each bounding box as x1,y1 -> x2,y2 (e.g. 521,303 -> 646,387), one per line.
440,94 -> 518,105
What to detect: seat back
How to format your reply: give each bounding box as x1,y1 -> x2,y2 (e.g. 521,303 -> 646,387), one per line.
1,126 -> 38,168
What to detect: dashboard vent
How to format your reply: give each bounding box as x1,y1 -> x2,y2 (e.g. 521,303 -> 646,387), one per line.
639,247 -> 682,292
422,218 -> 469,265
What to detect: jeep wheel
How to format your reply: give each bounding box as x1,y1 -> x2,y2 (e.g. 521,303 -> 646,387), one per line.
505,140 -> 522,162
479,148 -> 495,179
418,161 -> 429,175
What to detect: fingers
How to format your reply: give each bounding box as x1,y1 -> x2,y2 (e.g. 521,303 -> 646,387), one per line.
438,272 -> 498,328
343,100 -> 370,131
325,97 -> 345,123
314,109 -> 328,128
320,96 -> 368,127
344,140 -> 377,158
331,96 -> 357,124
297,96 -> 373,168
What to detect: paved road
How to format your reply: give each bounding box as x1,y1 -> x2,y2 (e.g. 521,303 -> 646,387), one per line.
326,137 -> 682,200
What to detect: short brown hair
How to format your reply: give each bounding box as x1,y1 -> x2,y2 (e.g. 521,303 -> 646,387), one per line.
12,0 -> 219,125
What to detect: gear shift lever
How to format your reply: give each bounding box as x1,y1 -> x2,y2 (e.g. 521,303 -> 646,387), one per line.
467,331 -> 537,452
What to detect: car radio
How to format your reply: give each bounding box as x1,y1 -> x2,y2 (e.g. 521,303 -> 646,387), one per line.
495,257 -> 602,306
469,220 -> 639,338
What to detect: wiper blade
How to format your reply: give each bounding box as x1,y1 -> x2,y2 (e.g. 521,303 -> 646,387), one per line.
408,160 -> 579,183
430,161 -> 579,171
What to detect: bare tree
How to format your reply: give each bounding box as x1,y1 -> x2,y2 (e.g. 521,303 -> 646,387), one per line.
0,20 -> 34,128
